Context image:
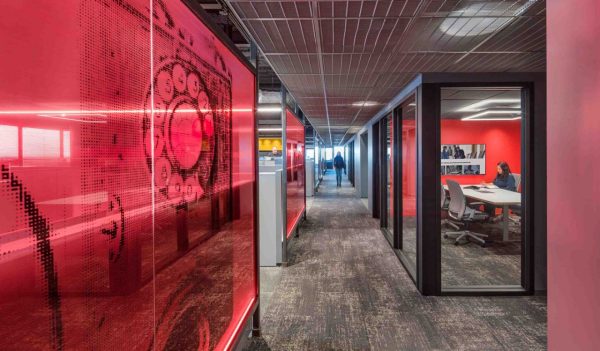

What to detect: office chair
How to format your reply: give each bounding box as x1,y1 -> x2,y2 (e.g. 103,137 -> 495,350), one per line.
444,179 -> 489,246
512,173 -> 522,193
441,184 -> 460,230
509,173 -> 522,224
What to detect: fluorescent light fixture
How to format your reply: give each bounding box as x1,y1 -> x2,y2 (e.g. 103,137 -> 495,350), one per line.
458,99 -> 521,112
439,1 -> 538,37
462,110 -> 522,121
258,127 -> 282,132
352,101 -> 378,107
463,117 -> 522,121
257,106 -> 282,113
440,16 -> 511,37
408,103 -> 416,107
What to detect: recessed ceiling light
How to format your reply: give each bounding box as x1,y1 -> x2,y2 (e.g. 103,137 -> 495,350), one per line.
458,99 -> 521,112
440,16 -> 511,37
352,101 -> 379,107
439,1 -> 538,37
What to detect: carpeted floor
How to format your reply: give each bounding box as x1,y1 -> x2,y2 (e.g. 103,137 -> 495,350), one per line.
245,172 -> 546,351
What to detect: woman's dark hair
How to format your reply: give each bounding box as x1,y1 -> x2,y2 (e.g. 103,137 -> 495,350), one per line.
497,161 -> 511,179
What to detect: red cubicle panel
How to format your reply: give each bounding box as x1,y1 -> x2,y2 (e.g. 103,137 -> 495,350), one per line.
285,109 -> 305,239
0,0 -> 256,350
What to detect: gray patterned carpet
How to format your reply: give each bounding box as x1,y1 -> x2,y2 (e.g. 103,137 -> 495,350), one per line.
246,172 -> 546,351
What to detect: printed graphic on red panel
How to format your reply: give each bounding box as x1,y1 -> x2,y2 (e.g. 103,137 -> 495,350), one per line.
0,0 -> 256,350
285,109 -> 305,238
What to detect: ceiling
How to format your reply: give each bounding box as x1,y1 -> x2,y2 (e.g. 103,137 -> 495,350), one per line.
225,0 -> 546,145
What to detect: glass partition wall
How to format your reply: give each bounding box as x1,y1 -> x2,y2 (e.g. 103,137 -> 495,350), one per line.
0,0 -> 258,348
380,94 -> 417,280
285,109 -> 305,238
400,96 -> 417,276
381,114 -> 393,244
440,87 -> 524,290
376,73 -> 545,295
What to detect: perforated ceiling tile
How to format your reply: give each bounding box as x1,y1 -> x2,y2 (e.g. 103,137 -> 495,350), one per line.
227,0 -> 546,145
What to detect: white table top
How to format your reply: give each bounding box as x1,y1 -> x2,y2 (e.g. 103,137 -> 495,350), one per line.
444,184 -> 521,206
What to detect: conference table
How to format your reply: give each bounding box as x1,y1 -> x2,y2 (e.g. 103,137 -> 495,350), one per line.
444,184 -> 521,241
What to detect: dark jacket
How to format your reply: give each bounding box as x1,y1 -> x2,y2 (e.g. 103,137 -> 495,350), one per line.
493,174 -> 516,191
333,155 -> 345,169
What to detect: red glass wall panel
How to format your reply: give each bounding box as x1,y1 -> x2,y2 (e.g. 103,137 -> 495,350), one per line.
0,1 -> 256,350
285,109 -> 305,238
400,97 -> 417,271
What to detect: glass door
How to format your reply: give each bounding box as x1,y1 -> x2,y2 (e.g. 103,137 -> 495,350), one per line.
439,86 -> 526,290
399,95 -> 417,277
380,114 -> 394,245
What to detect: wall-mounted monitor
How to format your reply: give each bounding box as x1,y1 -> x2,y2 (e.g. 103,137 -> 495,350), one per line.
441,144 -> 486,175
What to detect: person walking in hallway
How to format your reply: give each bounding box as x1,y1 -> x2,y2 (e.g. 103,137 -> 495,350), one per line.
333,151 -> 346,187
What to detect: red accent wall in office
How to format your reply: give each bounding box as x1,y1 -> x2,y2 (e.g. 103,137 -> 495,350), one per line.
402,119 -> 417,216
441,119 -> 521,185
548,1 -> 600,350
0,1 -> 257,350
285,109 -> 305,238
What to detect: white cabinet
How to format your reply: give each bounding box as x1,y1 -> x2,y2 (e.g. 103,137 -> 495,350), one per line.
259,169 -> 283,266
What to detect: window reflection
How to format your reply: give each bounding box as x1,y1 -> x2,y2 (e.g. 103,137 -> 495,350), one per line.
0,125 -> 18,158
400,96 -> 417,274
0,124 -> 71,164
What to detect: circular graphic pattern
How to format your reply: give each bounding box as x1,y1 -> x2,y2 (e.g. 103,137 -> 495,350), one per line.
143,59 -> 218,202
100,195 -> 125,263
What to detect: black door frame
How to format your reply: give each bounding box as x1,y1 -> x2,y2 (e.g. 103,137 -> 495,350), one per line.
391,106 -> 401,252
370,73 -> 545,296
347,141 -> 355,186
421,78 -> 543,296
379,115 -> 391,243
378,96 -> 419,282
372,121 -> 381,219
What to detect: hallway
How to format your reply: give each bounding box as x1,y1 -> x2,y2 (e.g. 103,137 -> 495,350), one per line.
248,172 -> 546,351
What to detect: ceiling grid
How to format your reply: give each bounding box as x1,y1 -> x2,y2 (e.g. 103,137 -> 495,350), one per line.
226,0 -> 546,145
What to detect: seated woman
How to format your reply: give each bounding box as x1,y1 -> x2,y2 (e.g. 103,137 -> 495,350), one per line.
493,161 -> 516,191
485,161 -> 517,218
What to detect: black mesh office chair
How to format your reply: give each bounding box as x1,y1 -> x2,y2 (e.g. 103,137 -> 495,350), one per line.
441,183 -> 460,230
512,173 -> 522,192
444,179 -> 489,246
510,173 -> 522,223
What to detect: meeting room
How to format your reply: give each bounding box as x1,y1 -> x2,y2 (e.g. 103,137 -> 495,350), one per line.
439,87 -> 523,288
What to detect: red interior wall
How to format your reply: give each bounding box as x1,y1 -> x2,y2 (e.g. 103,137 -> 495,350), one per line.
0,1 -> 257,349
402,121 -> 417,216
400,119 -> 520,217
441,119 -> 521,185
548,1 -> 600,350
285,108 -> 305,238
